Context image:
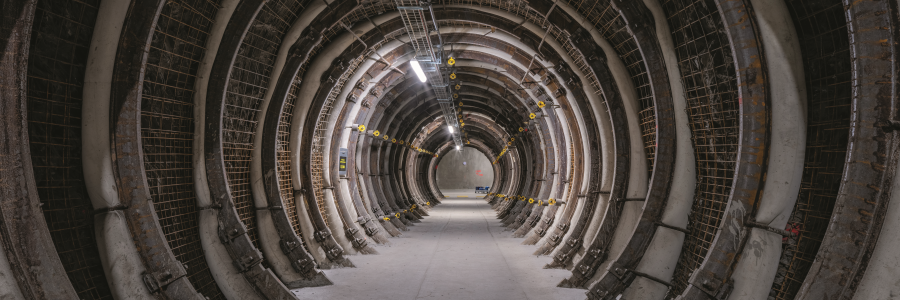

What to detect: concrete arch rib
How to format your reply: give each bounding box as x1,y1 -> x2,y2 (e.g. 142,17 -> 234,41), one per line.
796,0 -> 899,299
252,0 -> 335,288
0,0 -> 79,297
618,0 -> 696,298
673,0 -> 771,298
433,5 -> 650,272
288,12 -> 404,270
82,0 -> 155,297
326,31 -> 580,248
106,0 -> 210,297
727,0 -> 806,298
191,0 -> 281,296
202,0 -> 300,297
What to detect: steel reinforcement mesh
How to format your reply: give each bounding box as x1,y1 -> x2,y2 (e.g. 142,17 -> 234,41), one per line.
224,0 -> 305,248
25,0 -> 112,298
661,0 -> 739,297
279,80 -> 303,237
294,0 -> 394,77
141,0 -> 225,297
770,1 -> 851,298
639,107 -> 656,175
562,0 -> 657,175
300,16 -> 404,225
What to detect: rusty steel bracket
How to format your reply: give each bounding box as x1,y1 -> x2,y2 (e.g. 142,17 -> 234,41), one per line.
202,0 -> 306,296
278,240 -> 313,272
655,222 -> 689,234
258,17 -> 331,283
106,0 -> 210,297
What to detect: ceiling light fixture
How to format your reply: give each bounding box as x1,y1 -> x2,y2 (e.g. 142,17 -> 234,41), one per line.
448,125 -> 455,134
410,60 -> 427,82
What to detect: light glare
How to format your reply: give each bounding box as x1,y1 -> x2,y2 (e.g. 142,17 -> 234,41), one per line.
448,125 -> 454,134
410,61 -> 427,82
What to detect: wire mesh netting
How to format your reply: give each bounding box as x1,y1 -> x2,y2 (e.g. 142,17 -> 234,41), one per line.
660,0 -> 739,297
561,0 -> 656,174
223,0 -> 307,248
141,0 -> 225,297
306,49 -> 368,226
26,0 -> 112,298
298,14 -> 407,226
278,80 -> 303,238
639,106 -> 656,175
769,1 -> 851,298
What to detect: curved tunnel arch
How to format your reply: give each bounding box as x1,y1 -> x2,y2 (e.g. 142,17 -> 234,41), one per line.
2,0 -> 900,300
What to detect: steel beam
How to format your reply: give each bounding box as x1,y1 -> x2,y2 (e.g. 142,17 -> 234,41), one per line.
203,0 -> 300,297
0,0 -> 80,297
795,0 -> 899,299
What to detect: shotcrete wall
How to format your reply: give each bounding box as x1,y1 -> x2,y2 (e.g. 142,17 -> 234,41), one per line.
436,147 -> 495,190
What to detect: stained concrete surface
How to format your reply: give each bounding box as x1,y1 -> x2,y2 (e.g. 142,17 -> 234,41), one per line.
436,147 -> 495,190
292,191 -> 585,300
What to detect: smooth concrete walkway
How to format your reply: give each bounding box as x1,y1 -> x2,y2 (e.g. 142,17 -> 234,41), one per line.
292,192 -> 585,300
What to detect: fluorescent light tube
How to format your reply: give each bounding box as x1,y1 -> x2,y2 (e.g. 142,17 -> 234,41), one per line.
410,60 -> 427,82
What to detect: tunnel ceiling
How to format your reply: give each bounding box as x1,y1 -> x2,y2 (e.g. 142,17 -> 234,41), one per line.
1,0 -> 899,299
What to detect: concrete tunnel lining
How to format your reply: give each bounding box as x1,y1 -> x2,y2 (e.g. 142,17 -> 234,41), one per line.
435,146 -> 496,190
247,0 -> 334,281
190,0 -> 265,296
621,0 -> 697,298
6,0 -> 900,299
306,2 -> 656,296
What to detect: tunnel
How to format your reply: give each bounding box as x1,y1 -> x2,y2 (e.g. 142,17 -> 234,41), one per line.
1,0 -> 899,299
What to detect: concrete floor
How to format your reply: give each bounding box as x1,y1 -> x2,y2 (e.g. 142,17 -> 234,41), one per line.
292,190 -> 585,300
